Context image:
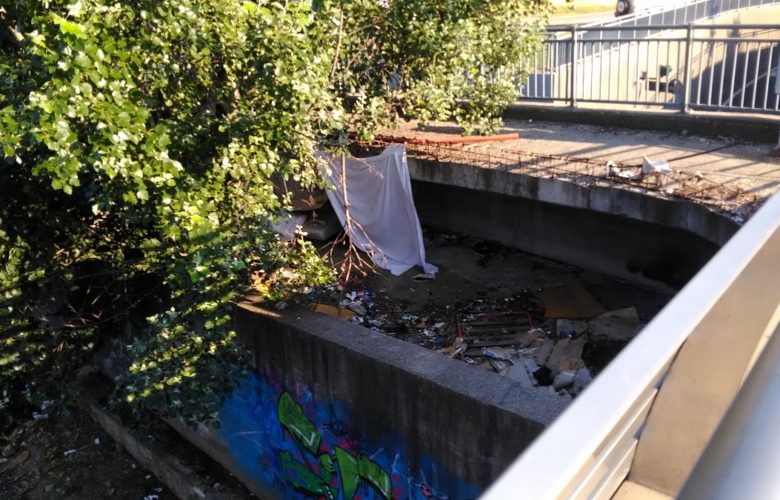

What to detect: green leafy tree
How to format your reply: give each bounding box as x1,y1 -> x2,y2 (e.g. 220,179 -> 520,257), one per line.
0,0 -> 549,422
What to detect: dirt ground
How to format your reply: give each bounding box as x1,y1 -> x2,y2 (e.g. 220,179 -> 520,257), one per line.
0,398 -> 174,500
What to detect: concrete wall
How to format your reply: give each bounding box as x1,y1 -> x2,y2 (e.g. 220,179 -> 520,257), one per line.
172,303 -> 569,499
408,158 -> 736,289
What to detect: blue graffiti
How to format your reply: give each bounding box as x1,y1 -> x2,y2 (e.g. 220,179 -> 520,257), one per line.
219,371 -> 482,499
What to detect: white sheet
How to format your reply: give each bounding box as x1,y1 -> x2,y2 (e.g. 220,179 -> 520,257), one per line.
319,144 -> 437,276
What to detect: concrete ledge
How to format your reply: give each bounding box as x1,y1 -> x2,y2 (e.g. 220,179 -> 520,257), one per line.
408,157 -> 738,246
503,104 -> 779,143
229,302 -> 569,495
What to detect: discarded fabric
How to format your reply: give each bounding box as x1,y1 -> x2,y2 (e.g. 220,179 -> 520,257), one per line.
270,212 -> 308,241
319,144 -> 438,276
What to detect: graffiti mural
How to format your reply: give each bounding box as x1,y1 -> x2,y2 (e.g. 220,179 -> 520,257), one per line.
219,372 -> 482,499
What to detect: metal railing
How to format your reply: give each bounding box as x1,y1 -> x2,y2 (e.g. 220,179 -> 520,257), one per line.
679,320 -> 780,500
521,24 -> 780,114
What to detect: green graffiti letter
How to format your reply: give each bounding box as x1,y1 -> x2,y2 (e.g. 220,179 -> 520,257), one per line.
358,454 -> 392,499
335,447 -> 360,499
335,447 -> 392,499
280,450 -> 338,499
278,392 -> 320,453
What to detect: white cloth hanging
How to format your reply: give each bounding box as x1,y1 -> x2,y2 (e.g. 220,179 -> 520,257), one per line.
319,144 -> 437,276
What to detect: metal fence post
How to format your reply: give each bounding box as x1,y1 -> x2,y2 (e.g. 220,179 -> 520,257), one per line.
682,23 -> 694,113
571,25 -> 578,107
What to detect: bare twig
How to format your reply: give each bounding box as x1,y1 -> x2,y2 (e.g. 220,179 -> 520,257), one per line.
330,8 -> 345,80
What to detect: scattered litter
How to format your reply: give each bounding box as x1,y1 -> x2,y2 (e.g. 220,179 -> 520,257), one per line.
270,212 -> 308,241
345,302 -> 367,315
40,400 -> 54,411
605,160 -> 616,177
538,283 -> 606,319
547,337 -> 586,372
573,367 -> 593,394
588,307 -> 640,342
553,370 -> 577,390
144,495 -> 160,500
31,412 -> 48,421
518,328 -> 543,346
94,437 -> 101,445
481,347 -> 513,361
533,338 -> 556,365
505,363 -> 534,387
300,228 -> 650,401
608,163 -> 643,181
458,312 -> 533,349
64,449 -> 77,457
310,303 -> 355,321
641,155 -> 671,175
520,357 -> 539,374
556,319 -> 587,338
489,359 -> 511,375
448,339 -> 467,358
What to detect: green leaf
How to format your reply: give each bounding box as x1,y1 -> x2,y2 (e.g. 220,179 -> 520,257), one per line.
51,14 -> 87,39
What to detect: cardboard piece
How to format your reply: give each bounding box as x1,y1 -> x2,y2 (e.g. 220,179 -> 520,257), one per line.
310,303 -> 356,321
538,283 -> 606,319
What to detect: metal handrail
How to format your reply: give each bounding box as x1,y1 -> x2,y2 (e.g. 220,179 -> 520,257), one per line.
678,321 -> 780,500
520,23 -> 780,114
482,189 -> 780,500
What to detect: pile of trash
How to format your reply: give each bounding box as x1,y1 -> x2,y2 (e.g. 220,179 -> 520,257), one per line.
440,307 -> 642,397
308,278 -> 644,398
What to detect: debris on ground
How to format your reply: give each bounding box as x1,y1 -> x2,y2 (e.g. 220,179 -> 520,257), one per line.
642,155 -> 671,175
310,303 -> 356,321
588,307 -> 641,342
303,228 -> 669,400
0,397 -> 174,499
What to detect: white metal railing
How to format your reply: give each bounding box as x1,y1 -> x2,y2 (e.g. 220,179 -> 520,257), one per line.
482,190 -> 780,499
521,23 -> 780,114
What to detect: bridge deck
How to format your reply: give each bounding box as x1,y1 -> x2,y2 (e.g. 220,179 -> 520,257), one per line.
385,118 -> 780,220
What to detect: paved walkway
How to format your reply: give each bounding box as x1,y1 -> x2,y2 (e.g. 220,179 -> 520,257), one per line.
386,118 -> 780,219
